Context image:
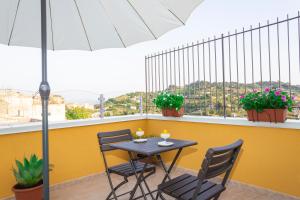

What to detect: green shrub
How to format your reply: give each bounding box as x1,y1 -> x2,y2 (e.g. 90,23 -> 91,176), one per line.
66,107 -> 93,120
153,92 -> 184,111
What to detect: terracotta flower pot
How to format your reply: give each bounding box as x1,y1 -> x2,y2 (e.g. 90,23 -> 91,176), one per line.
246,110 -> 255,121
246,109 -> 287,123
13,183 -> 43,200
162,107 -> 184,117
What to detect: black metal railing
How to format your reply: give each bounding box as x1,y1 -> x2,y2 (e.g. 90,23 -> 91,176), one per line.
145,12 -> 300,119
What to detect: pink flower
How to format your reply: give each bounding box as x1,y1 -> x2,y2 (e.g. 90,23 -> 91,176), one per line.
264,87 -> 270,93
292,96 -> 296,101
275,91 -> 281,96
281,95 -> 287,102
253,89 -> 258,93
277,88 -> 282,92
240,95 -> 245,99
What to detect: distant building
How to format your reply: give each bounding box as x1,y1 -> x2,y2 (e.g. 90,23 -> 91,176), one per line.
130,106 -> 137,110
66,103 -> 94,110
0,89 -> 65,125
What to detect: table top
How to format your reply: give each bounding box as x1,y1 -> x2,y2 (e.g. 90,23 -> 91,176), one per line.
110,137 -> 197,156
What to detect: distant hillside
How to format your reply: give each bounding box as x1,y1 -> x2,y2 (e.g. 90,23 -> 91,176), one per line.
94,92 -> 146,116
99,81 -> 300,119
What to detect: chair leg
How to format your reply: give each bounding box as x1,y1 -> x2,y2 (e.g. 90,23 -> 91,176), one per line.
105,171 -> 118,200
106,178 -> 128,200
213,194 -> 221,200
155,190 -> 161,200
159,193 -> 166,200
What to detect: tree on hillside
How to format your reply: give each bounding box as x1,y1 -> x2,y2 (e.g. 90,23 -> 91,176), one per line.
66,107 -> 93,120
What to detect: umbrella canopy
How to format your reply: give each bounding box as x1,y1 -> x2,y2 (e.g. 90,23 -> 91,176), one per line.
0,0 -> 203,50
0,0 -> 204,199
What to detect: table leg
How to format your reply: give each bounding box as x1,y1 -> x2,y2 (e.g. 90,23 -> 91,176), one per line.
141,174 -> 155,200
155,148 -> 183,200
128,152 -> 148,200
155,155 -> 171,181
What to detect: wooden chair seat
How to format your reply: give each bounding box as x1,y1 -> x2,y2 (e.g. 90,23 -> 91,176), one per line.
108,161 -> 155,177
158,174 -> 225,200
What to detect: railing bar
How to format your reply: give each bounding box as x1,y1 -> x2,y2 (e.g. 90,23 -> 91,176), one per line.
243,27 -> 247,93
178,47 -> 181,91
267,20 -> 272,87
149,14 -> 300,58
182,45 -> 186,101
192,43 -> 196,113
298,11 -> 300,73
277,17 -> 281,88
250,26 -> 254,89
151,55 -> 154,96
197,42 -> 201,113
287,14 -> 292,97
149,55 -> 153,111
202,39 -> 207,114
174,48 -> 177,92
158,53 -> 161,92
228,32 -> 233,112
214,36 -> 218,110
147,14 -> 300,59
221,34 -> 226,117
208,38 -> 212,110
169,49 -> 172,90
165,50 -> 169,90
161,51 -> 165,90
259,23 -> 263,92
145,56 -> 148,113
235,30 -> 240,110
154,53 -> 157,92
187,44 -> 191,114
148,57 -> 151,111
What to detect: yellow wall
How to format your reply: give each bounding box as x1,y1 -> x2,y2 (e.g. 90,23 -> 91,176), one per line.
146,119 -> 300,197
0,118 -> 299,199
0,120 -> 146,199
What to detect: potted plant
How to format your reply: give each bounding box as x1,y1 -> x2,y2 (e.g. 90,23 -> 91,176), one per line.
153,92 -> 184,117
12,155 -> 45,200
240,88 -> 295,123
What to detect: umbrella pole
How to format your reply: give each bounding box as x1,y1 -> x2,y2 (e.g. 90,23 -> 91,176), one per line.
40,0 -> 50,200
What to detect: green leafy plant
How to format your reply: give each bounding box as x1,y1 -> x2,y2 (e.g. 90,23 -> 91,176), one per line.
239,88 -> 295,112
13,155 -> 44,188
153,92 -> 184,111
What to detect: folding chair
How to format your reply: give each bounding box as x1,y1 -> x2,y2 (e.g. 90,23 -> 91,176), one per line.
157,139 -> 243,200
97,129 -> 156,200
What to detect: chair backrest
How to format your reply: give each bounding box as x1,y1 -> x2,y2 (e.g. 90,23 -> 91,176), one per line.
198,139 -> 243,183
97,129 -> 133,152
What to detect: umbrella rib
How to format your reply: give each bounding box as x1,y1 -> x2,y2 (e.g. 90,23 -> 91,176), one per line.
126,0 -> 157,39
97,0 -> 126,48
8,0 -> 21,45
73,0 -> 93,51
48,0 -> 55,50
167,9 -> 185,25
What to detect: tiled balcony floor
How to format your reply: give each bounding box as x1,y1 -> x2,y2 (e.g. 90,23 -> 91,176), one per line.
49,167 -> 299,200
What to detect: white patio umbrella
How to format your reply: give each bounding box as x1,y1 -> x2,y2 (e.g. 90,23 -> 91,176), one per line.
0,0 -> 203,199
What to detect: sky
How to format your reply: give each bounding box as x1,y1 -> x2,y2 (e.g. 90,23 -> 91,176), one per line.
0,0 -> 300,103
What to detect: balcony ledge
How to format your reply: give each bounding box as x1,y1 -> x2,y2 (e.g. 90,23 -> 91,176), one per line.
0,115 -> 145,135
146,114 -> 300,130
0,114 -> 299,135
